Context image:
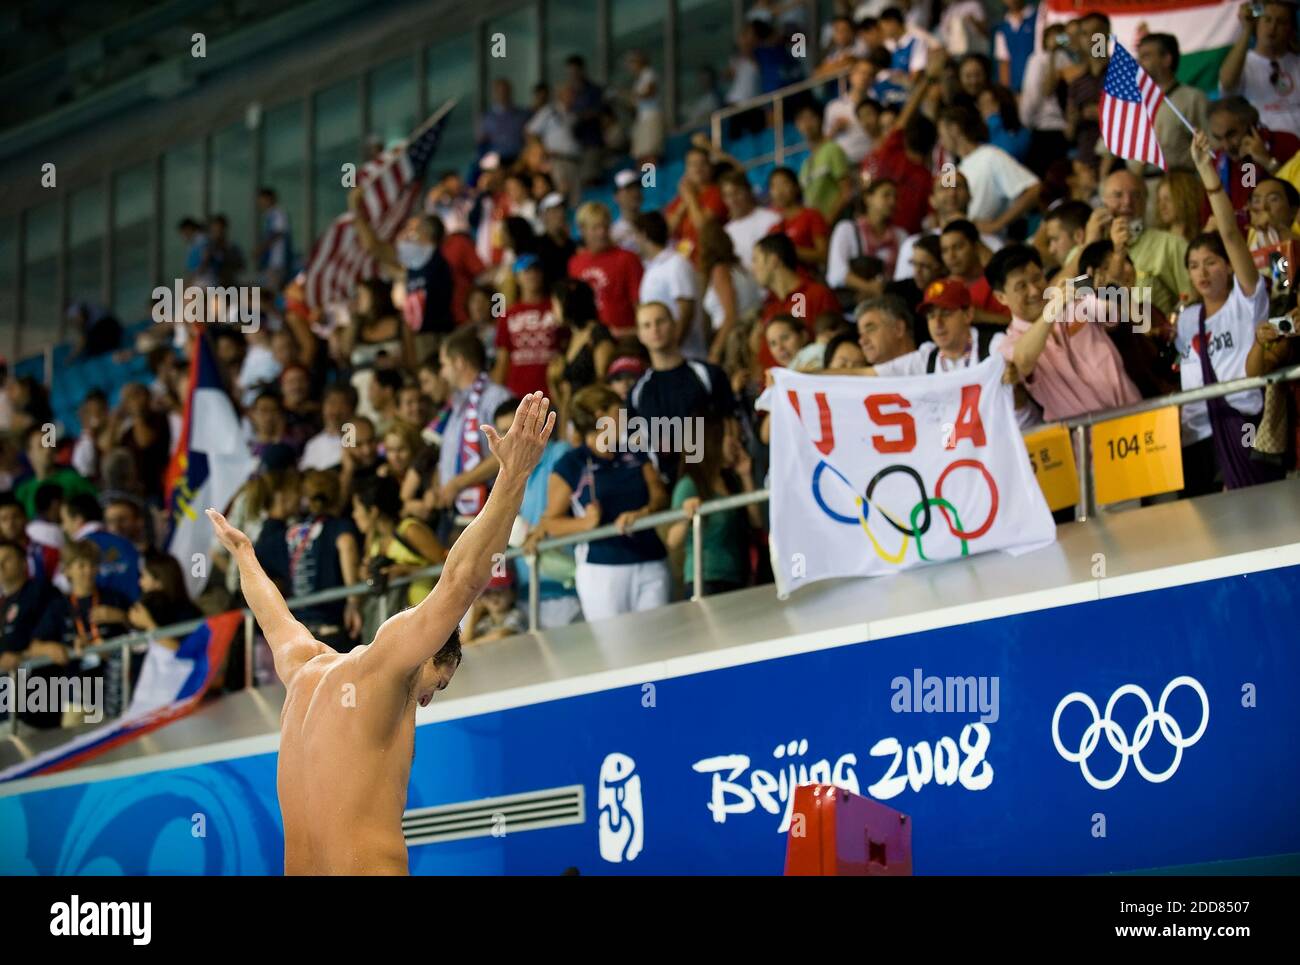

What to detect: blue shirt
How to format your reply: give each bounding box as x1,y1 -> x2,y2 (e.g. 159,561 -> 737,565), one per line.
994,6 -> 1038,93
82,528 -> 141,602
479,106 -> 531,161
552,445 -> 666,566
516,440 -> 577,601
987,114 -> 1031,162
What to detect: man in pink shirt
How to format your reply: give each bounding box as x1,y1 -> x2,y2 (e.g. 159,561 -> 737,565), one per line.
987,245 -> 1140,422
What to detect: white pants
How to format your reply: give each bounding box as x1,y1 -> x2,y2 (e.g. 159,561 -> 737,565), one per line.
539,595 -> 583,629
574,556 -> 671,623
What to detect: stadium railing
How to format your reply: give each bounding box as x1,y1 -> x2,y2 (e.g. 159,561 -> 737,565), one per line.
7,365 -> 1300,739
710,63 -> 851,170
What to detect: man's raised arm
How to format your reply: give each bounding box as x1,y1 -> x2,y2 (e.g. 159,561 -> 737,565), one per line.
207,509 -> 326,684
365,392 -> 556,676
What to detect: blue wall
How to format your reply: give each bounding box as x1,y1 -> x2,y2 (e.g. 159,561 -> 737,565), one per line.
2,563 -> 1297,875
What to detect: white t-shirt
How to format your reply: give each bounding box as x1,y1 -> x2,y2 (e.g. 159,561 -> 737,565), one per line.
875,332 -> 1007,377
1019,50 -> 1068,133
826,219 -> 907,287
703,264 -> 764,333
725,206 -> 783,271
1220,50 -> 1300,139
300,430 -> 344,471
939,0 -> 987,56
640,248 -> 706,359
824,93 -> 874,163
959,144 -> 1040,225
1175,276 -> 1268,445
635,67 -> 662,118
726,55 -> 761,105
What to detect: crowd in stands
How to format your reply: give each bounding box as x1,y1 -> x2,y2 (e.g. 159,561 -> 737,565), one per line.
2,0 -> 1300,727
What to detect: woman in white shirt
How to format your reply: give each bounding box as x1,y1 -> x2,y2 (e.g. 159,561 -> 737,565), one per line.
1175,130 -> 1284,494
698,221 -> 764,364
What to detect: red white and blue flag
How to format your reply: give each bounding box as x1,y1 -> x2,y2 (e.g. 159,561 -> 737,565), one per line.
0,612 -> 241,782
164,329 -> 258,598
1100,39 -> 1167,170
303,99 -> 456,310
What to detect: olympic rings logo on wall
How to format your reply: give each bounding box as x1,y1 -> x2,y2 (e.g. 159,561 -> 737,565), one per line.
1051,677 -> 1210,791
810,458 -> 1000,564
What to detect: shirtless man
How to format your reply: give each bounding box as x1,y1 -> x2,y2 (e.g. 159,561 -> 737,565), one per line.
208,391 -> 556,875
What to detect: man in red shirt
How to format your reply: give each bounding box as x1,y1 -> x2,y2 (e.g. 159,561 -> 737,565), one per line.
1209,97 -> 1300,230
861,114 -> 938,235
568,201 -> 644,338
665,146 -> 728,262
439,229 -> 485,327
752,233 -> 841,369
939,220 -> 1009,325
493,254 -> 562,397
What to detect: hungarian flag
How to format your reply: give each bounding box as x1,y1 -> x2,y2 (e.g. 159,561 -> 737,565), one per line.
164,329 -> 258,597
0,612 -> 242,783
1043,1 -> 1241,91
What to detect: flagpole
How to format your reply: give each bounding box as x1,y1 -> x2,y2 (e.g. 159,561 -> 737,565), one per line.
1110,34 -> 1195,136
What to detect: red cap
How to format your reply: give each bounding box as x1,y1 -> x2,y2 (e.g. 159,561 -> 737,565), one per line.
918,277 -> 972,314
607,356 -> 646,379
486,568 -> 514,592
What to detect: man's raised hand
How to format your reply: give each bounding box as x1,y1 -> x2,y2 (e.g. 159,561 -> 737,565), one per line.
482,391 -> 556,482
207,508 -> 251,555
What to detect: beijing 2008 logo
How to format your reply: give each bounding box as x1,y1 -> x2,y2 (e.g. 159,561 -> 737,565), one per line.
1051,677 -> 1209,790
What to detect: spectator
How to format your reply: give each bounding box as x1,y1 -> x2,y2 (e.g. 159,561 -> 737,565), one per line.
67,303 -> 123,359
462,568 -> 527,644
828,180 -> 908,293
129,549 -> 203,651
684,65 -> 723,128
819,15 -> 866,74
1219,2 -> 1300,138
1153,173 -> 1209,244
1246,177 -> 1300,249
254,471 -> 362,651
860,83 -> 938,234
990,245 -> 1141,422
279,365 -> 321,453
879,6 -> 937,77
631,301 -> 737,485
70,388 -> 109,483
1040,200 -> 1093,273
1062,11 -> 1110,164
479,78 -> 531,166
605,355 -> 647,402
548,278 -> 615,420
1176,130 -> 1285,492
625,50 -> 666,164
28,483 -> 66,574
764,315 -> 811,371
493,253 -> 562,398
636,211 -> 708,360
339,415 -> 381,501
992,0 -> 1038,92
15,425 -> 97,518
0,492 -> 51,583
941,220 -> 1009,322
0,539 -> 61,724
825,329 -> 869,369
610,170 -> 646,252
666,146 -> 729,262
666,411 -> 761,599
937,104 -> 1041,236
766,167 -> 830,268
255,187 -> 294,292
957,53 -> 994,103
528,85 -> 582,202
1208,97 -> 1300,231
791,311 -> 851,370
938,0 -> 989,58
434,329 -> 514,521
824,60 -> 879,163
536,194 -> 577,289
58,491 -> 141,602
538,384 -> 670,622
570,201 -> 645,339
245,390 -> 292,461
699,221 -> 764,364
353,474 -> 444,619
349,193 -> 454,336
720,170 -> 782,272
978,85 -> 1030,162
563,55 -> 607,187
177,217 -> 210,284
753,233 -> 841,368
207,214 -> 245,287
856,293 -> 920,366
887,234 -> 944,329
300,385 -> 356,473
1019,21 -> 1070,173
796,102 -> 853,223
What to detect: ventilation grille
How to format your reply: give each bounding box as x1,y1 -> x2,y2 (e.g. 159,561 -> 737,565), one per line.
402,785 -> 585,846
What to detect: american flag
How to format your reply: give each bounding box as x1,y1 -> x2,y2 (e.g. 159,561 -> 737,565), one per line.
303,99 -> 456,309
1099,41 -> 1166,171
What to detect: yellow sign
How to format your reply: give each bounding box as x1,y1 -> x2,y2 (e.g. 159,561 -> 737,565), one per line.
1023,424 -> 1078,511
1092,406 -> 1184,504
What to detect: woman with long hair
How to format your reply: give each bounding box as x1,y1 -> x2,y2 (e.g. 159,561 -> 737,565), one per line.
547,278 -> 614,424
1154,171 -> 1207,242
352,474 -> 446,613
1175,130 -> 1286,495
698,220 -> 763,365
767,166 -> 830,268
665,415 -> 763,598
978,84 -> 1030,162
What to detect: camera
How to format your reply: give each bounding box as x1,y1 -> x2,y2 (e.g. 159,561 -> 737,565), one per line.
1267,314 -> 1297,336
1128,218 -> 1144,239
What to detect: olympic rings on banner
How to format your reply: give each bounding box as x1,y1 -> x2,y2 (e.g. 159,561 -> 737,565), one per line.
811,460 -> 859,525
856,497 -> 909,564
865,465 -> 931,536
910,498 -> 969,561
934,459 -> 999,541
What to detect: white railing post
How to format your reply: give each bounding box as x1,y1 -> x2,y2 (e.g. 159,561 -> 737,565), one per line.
527,551 -> 540,632
1074,425 -> 1092,523
243,611 -> 255,689
691,511 -> 704,601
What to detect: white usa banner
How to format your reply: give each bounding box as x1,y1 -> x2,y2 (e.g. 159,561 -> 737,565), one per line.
769,356 -> 1055,596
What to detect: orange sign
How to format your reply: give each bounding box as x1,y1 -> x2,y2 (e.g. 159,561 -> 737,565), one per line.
1091,407 -> 1184,504
1023,424 -> 1079,511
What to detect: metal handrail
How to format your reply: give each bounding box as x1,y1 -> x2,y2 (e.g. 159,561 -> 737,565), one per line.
710,62 -> 852,170
9,364 -> 1300,734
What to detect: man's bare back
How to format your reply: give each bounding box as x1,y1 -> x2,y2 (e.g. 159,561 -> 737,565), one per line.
208,392 -> 555,875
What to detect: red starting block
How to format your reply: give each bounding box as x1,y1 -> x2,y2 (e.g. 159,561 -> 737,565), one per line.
784,784 -> 912,876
